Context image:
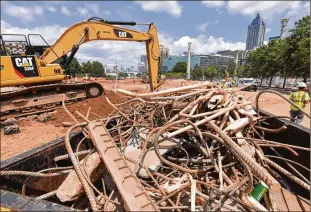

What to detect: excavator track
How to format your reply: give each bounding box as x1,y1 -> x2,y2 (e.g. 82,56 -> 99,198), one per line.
0,82 -> 104,120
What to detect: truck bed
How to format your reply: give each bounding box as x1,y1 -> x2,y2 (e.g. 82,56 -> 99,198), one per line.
0,110 -> 310,211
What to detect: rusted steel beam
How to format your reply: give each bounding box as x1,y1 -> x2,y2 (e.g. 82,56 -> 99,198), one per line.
87,120 -> 158,211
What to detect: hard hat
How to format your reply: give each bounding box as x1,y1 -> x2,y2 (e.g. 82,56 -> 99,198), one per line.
297,82 -> 307,88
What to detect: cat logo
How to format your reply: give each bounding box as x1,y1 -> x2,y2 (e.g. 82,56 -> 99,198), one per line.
118,31 -> 127,38
15,57 -> 34,71
113,28 -> 133,38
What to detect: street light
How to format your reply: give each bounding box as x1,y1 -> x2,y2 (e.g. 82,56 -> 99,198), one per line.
114,61 -> 118,93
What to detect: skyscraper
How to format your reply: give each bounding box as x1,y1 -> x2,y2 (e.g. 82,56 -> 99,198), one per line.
246,13 -> 266,50
140,55 -> 148,70
160,45 -> 169,59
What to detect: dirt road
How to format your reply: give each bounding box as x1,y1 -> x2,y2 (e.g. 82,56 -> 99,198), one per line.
1,79 -> 309,160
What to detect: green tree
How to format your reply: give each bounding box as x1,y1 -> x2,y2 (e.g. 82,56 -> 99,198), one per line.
286,15 -> 310,82
226,60 -> 236,76
171,61 -> 187,73
118,72 -> 128,78
204,65 -> 217,80
91,61 -> 105,76
236,65 -> 246,78
217,67 -> 227,79
243,45 -> 269,86
81,61 -> 92,74
191,64 -> 203,80
67,57 -> 81,75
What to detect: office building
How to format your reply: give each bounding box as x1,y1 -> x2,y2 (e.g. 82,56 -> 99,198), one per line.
269,36 -> 280,43
162,54 -> 235,72
198,54 -> 235,70
246,13 -> 266,50
163,55 -> 200,72
217,50 -> 250,65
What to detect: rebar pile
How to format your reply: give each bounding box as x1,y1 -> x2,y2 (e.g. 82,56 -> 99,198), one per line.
1,82 -> 310,211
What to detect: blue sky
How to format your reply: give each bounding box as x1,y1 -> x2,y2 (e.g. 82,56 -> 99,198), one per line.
1,1 -> 310,68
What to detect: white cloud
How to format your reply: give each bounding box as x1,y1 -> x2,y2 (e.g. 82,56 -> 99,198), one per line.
202,1 -> 225,8
77,6 -> 88,16
226,1 -> 310,23
159,32 -> 246,56
77,3 -> 104,17
266,28 -> 271,34
196,22 -> 209,32
103,10 -> 112,16
201,1 -> 309,23
61,6 -> 72,16
285,1 -> 310,28
1,20 -> 67,45
135,1 -> 183,17
86,3 -> 100,15
47,6 -> 57,13
211,20 -> 220,25
216,8 -> 223,14
2,2 -> 43,22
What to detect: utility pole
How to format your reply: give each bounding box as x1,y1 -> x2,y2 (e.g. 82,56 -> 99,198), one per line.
280,18 -> 289,40
114,61 -> 118,92
186,42 -> 191,80
234,52 -> 239,83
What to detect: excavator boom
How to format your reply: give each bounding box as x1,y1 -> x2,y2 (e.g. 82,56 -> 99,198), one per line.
42,18 -> 161,90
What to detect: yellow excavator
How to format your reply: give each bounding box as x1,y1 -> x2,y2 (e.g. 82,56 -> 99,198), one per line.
0,17 -> 161,119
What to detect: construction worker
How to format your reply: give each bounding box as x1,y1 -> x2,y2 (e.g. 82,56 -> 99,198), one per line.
220,80 -> 227,89
289,82 -> 310,125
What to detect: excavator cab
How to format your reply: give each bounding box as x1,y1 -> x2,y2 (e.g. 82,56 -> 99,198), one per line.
0,34 -> 50,57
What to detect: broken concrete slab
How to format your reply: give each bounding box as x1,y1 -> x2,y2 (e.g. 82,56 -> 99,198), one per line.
56,152 -> 105,202
124,128 -> 178,178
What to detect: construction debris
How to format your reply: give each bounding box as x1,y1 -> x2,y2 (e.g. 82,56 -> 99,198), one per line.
1,82 -> 310,211
0,118 -> 18,127
3,124 -> 20,135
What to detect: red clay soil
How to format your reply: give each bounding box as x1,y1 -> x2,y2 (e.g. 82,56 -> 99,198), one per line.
51,90 -> 130,126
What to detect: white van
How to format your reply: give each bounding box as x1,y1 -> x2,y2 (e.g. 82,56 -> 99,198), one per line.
238,78 -> 257,91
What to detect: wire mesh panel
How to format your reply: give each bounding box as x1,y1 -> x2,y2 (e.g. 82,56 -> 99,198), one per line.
4,42 -> 27,55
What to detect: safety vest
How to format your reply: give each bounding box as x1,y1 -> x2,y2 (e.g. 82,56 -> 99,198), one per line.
221,82 -> 227,89
289,91 -> 310,110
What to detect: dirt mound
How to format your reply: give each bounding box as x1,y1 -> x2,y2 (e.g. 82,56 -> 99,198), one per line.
51,90 -> 130,126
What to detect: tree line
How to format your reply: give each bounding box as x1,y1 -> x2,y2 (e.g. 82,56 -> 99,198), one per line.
67,58 -> 105,77
166,59 -> 236,80
241,15 -> 310,87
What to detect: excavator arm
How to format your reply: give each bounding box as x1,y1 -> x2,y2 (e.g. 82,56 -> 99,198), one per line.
41,18 -> 160,91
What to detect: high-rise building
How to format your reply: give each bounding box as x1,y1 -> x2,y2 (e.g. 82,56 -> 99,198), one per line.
246,13 -> 266,50
160,45 -> 169,60
140,55 -> 148,70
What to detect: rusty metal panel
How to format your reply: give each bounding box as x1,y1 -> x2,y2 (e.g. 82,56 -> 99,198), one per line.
87,120 -> 158,211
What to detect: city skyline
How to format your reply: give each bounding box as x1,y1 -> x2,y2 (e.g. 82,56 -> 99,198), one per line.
1,1 -> 309,68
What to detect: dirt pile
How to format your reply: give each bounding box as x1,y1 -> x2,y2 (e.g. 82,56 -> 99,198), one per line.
51,90 -> 130,126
